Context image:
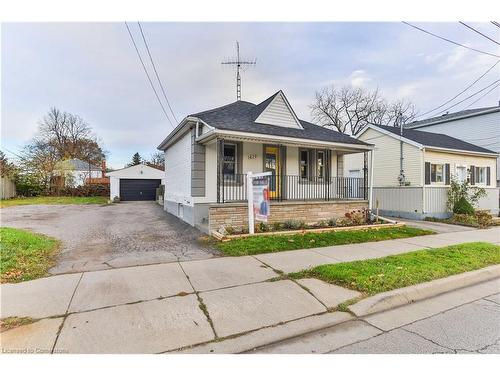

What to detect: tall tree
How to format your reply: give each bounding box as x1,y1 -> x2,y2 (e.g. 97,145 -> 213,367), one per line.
311,85 -> 419,135
128,152 -> 142,167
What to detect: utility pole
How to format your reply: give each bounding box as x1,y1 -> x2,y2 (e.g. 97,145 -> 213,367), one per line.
398,112 -> 406,186
221,41 -> 256,101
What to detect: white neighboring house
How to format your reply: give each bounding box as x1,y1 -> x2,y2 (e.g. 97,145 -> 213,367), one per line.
405,106 -> 500,186
55,158 -> 103,187
343,124 -> 499,219
157,90 -> 374,234
107,164 -> 166,201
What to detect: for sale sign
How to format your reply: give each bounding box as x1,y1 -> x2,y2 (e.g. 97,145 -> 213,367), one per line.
252,176 -> 270,222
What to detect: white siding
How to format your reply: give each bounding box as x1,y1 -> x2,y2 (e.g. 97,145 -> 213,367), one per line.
353,128 -> 423,187
425,150 -> 497,187
424,186 -> 499,216
411,111 -> 500,183
254,93 -> 302,129
107,164 -> 166,200
373,187 -> 423,214
164,130 -> 192,205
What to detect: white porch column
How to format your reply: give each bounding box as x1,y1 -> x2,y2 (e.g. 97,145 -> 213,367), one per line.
369,149 -> 375,210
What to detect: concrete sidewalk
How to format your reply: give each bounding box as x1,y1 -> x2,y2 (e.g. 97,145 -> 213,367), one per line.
1,227 -> 498,354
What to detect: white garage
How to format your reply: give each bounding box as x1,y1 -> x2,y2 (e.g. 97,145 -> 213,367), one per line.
107,164 -> 166,201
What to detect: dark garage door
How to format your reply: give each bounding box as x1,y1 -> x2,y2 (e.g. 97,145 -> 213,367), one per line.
120,179 -> 161,201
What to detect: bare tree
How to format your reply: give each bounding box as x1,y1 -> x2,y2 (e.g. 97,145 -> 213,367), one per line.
148,152 -> 165,169
311,85 -> 419,135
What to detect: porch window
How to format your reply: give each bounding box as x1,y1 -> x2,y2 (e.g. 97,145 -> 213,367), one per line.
223,143 -> 237,177
300,150 -> 310,179
430,163 -> 444,183
475,166 -> 486,184
317,151 -> 325,179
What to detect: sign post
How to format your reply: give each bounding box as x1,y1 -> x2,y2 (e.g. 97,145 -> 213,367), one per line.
246,171 -> 272,235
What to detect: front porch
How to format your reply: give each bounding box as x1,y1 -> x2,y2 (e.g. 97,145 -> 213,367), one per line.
213,139 -> 370,204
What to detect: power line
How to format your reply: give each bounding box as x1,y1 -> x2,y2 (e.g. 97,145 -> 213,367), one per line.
433,79 -> 500,116
462,82 -> 500,110
124,22 -> 174,128
402,22 -> 500,58
491,21 -> 500,29
416,60 -> 500,119
459,22 -> 500,46
137,22 -> 178,124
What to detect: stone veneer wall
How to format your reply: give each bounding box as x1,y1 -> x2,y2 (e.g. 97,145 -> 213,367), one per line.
209,200 -> 368,233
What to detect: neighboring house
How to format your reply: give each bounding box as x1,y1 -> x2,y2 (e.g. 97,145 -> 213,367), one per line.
54,158 -> 103,187
405,106 -> 500,186
343,124 -> 499,219
108,164 -> 166,201
157,90 -> 374,234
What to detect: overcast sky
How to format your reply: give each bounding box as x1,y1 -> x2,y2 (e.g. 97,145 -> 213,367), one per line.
2,22 -> 499,169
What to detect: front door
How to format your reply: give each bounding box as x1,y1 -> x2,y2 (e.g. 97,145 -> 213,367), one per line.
264,146 -> 280,199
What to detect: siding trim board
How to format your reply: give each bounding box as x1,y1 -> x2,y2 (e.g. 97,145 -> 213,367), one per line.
191,128 -> 206,197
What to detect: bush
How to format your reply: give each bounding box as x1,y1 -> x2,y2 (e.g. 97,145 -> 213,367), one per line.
15,174 -> 44,197
271,222 -> 283,231
282,220 -> 305,230
257,222 -> 271,232
51,184 -> 110,197
447,177 -> 486,212
345,210 -> 368,225
335,217 -> 353,227
451,214 -> 478,226
475,210 -> 493,228
453,196 -> 475,215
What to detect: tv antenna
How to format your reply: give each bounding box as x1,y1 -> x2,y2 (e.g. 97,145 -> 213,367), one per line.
221,41 -> 256,101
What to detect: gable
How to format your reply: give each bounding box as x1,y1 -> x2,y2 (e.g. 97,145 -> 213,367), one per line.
254,91 -> 303,129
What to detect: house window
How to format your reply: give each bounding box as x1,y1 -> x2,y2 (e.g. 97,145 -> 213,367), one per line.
300,150 -> 310,179
430,163 -> 444,183
223,143 -> 237,177
317,151 -> 325,179
475,167 -> 486,184
456,166 -> 467,182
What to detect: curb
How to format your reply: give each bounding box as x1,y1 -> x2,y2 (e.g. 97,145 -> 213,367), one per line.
349,264 -> 500,317
176,312 -> 352,354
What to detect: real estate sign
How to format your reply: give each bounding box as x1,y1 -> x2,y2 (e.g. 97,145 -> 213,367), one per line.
252,176 -> 270,222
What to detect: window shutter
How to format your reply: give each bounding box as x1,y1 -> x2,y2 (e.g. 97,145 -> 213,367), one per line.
445,163 -> 450,185
236,142 -> 243,175
470,165 -> 475,185
424,162 -> 431,185
486,166 -> 491,186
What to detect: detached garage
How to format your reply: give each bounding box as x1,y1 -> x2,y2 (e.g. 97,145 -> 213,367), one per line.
107,164 -> 165,201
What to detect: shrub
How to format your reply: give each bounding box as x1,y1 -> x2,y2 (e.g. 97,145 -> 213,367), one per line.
282,220 -> 305,230
345,210 -> 367,225
451,214 -> 478,227
453,196 -> 475,215
327,218 -> 337,227
271,222 -> 283,231
335,217 -> 353,227
257,222 -> 271,232
15,174 -> 44,197
446,177 -> 486,211
475,210 -> 493,228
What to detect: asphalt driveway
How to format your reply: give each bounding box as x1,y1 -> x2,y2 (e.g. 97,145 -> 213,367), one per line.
1,201 -> 219,274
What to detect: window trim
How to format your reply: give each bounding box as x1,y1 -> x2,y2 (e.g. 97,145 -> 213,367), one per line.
475,166 -> 487,185
222,142 -> 238,177
430,163 -> 444,184
317,150 -> 326,180
299,148 -> 311,180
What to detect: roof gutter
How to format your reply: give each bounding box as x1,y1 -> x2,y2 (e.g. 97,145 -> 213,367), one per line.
196,129 -> 374,151
423,146 -> 498,158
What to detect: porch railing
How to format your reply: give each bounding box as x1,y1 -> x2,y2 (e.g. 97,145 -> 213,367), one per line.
217,174 -> 368,203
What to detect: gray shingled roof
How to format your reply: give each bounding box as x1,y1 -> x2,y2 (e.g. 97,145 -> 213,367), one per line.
373,124 -> 497,155
190,94 -> 368,146
405,106 -> 499,129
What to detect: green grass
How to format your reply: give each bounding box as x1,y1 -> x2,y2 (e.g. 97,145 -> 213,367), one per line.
289,242 -> 500,295
0,227 -> 61,283
0,196 -> 108,208
215,226 -> 434,256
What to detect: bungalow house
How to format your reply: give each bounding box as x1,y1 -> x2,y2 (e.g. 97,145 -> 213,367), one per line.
343,124 -> 499,219
157,90 -> 374,234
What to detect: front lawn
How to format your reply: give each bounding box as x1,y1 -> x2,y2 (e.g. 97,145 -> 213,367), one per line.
290,242 -> 500,295
215,226 -> 434,256
0,196 -> 108,208
0,227 -> 61,283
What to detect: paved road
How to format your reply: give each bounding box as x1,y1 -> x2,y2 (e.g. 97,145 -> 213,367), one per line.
251,282 -> 500,354
1,202 -> 218,273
